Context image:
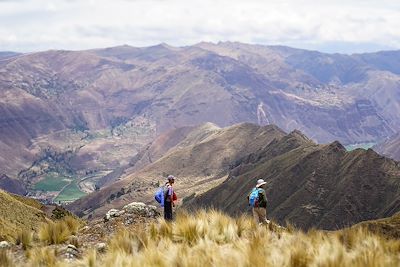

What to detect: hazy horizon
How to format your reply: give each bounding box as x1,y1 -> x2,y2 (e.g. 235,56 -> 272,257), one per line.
1,0 -> 399,54
1,41 -> 399,55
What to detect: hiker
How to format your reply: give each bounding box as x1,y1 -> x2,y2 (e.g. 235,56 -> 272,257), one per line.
248,179 -> 270,225
164,175 -> 176,221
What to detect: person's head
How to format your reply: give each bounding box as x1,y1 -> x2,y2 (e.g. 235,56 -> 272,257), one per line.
256,178 -> 266,189
167,175 -> 175,184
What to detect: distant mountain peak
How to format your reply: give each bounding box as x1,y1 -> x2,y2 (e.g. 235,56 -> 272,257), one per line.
326,140 -> 346,153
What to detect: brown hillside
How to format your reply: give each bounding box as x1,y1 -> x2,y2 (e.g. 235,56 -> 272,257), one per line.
0,174 -> 26,195
1,43 -> 400,182
374,133 -> 400,161
68,123 -> 286,218
186,132 -> 400,230
0,189 -> 48,241
95,123 -> 219,188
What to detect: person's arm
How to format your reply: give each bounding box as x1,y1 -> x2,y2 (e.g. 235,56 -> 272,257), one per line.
260,190 -> 267,206
169,186 -> 175,207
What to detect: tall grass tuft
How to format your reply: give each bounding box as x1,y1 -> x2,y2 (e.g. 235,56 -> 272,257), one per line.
108,229 -> 148,255
15,229 -> 33,250
79,249 -> 97,267
37,216 -> 81,245
62,216 -> 82,235
38,221 -> 71,245
26,247 -> 58,267
0,249 -> 14,267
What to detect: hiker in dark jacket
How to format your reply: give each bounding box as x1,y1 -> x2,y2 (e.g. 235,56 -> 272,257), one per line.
164,175 -> 176,221
247,179 -> 270,225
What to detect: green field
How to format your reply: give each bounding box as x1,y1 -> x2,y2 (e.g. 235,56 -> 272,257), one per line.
345,142 -> 376,151
54,181 -> 86,202
34,173 -> 71,191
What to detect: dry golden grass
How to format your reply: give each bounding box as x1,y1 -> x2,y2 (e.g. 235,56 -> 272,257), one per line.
26,247 -> 59,267
38,216 -> 82,245
93,210 -> 400,266
9,193 -> 44,211
0,249 -> 14,267
15,229 -> 33,250
38,221 -> 71,245
0,190 -> 47,242
9,210 -> 400,266
62,216 -> 82,236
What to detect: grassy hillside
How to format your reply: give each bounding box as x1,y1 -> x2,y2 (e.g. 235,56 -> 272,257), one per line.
0,189 -> 48,241
352,212 -> 400,239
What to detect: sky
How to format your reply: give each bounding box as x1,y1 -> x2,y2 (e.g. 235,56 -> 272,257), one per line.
0,0 -> 400,53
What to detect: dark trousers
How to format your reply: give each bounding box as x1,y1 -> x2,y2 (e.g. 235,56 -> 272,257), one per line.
164,201 -> 173,221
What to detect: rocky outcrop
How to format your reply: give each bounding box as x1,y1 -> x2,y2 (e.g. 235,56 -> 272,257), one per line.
104,202 -> 159,222
122,202 -> 159,217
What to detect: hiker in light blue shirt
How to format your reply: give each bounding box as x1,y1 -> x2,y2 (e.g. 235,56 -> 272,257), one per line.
247,179 -> 270,225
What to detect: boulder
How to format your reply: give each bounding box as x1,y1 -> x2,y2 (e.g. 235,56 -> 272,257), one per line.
95,242 -> 107,253
122,202 -> 159,217
64,244 -> 80,259
104,208 -> 121,222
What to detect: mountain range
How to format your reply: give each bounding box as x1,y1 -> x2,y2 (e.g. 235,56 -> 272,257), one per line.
186,126 -> 400,230
68,122 -> 286,218
1,42 -> 400,202
68,122 -> 400,230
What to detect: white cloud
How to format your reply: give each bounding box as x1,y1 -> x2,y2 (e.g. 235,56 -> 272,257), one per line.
0,0 -> 399,53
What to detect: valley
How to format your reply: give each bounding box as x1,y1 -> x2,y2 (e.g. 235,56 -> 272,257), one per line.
2,0 -> 400,265
1,42 -> 400,215
18,117 -> 156,203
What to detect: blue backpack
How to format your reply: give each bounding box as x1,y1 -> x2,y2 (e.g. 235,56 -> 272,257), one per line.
154,186 -> 165,207
249,187 -> 261,207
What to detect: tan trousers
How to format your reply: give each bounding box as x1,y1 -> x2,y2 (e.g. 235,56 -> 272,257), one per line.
252,207 -> 267,224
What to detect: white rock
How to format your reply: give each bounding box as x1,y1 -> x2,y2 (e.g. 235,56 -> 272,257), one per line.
122,202 -> 159,217
106,209 -> 120,217
117,210 -> 126,216
67,244 -> 78,251
95,242 -> 107,253
123,202 -> 146,211
0,241 -> 11,249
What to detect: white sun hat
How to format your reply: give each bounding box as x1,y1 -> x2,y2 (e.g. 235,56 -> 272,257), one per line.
256,179 -> 266,187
